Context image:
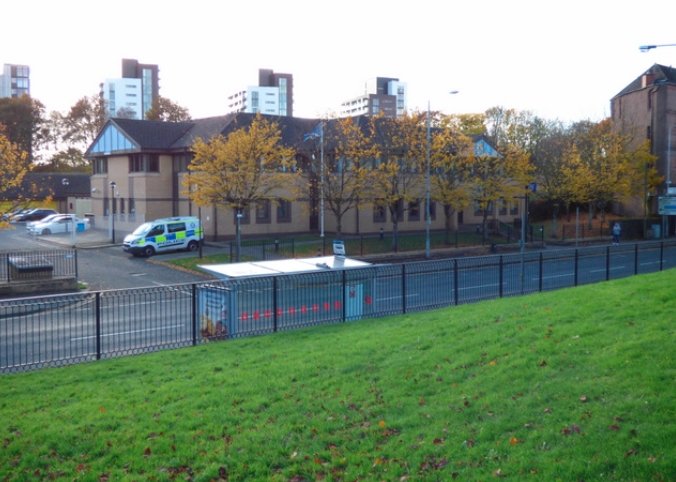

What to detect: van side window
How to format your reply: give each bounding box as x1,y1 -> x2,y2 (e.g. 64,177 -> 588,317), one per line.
148,225 -> 164,237
167,223 -> 185,233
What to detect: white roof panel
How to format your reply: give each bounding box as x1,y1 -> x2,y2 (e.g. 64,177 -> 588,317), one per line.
199,256 -> 372,279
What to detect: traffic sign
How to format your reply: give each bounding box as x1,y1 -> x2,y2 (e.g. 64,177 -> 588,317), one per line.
658,196 -> 676,215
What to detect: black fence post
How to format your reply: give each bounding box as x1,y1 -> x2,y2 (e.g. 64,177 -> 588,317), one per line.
538,252 -> 543,292
5,254 -> 10,282
660,242 -> 664,271
191,284 -> 197,346
273,277 -> 278,332
342,270 -> 347,322
574,249 -> 579,287
95,292 -> 102,360
401,264 -> 407,314
453,259 -> 459,306
606,246 -> 610,281
634,243 -> 639,275
498,256 -> 504,298
74,249 -> 79,279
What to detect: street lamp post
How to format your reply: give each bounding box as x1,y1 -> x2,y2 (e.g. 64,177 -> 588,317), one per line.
109,181 -> 117,244
425,91 -> 459,259
425,101 -> 432,258
235,208 -> 243,262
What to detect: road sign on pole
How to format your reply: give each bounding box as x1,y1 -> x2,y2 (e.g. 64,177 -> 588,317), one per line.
658,196 -> 676,215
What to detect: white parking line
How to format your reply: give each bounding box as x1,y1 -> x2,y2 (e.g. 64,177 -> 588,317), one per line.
70,323 -> 185,342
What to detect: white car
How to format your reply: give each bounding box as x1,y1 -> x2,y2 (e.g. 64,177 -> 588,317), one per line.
26,213 -> 62,232
28,214 -> 90,236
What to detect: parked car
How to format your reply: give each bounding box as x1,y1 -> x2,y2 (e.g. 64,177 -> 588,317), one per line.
2,208 -> 31,221
11,208 -> 58,223
28,214 -> 90,236
25,213 -> 62,231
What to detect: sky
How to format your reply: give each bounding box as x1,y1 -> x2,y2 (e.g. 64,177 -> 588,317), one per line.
3,0 -> 676,125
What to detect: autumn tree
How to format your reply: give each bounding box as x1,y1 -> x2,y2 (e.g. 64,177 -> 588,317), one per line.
0,95 -> 47,161
0,126 -> 31,223
33,147 -> 92,173
186,114 -> 300,258
370,113 -> 427,252
562,119 -> 636,227
145,96 -> 192,122
470,143 -> 533,243
58,94 -> 107,150
314,117 -> 379,235
430,114 -> 475,243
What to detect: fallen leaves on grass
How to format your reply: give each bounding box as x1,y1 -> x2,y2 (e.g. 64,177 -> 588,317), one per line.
561,424 -> 581,436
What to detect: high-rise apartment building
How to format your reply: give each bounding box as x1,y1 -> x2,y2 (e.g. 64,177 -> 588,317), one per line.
101,59 -> 159,119
0,63 -> 30,98
340,77 -> 407,118
227,69 -> 293,117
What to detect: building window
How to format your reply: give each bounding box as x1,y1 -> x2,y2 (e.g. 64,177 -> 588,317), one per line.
430,201 -> 436,221
92,158 -> 108,174
510,201 -> 518,216
234,206 -> 250,225
173,154 -> 192,172
474,201 -> 493,216
129,154 -> 159,173
255,200 -> 271,224
408,200 -> 420,221
499,198 -> 507,216
373,201 -> 386,223
277,200 -> 292,223
395,199 -> 404,221
119,198 -> 125,215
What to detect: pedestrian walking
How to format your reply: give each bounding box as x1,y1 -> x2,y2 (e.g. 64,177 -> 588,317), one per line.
612,222 -> 621,245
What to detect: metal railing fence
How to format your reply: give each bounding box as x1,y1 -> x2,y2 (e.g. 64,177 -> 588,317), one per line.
0,249 -> 77,283
1,240 -> 674,373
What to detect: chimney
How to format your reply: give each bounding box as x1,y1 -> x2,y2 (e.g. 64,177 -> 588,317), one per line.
642,73 -> 655,88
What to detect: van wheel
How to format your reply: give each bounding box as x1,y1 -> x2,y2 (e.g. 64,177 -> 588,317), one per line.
41,228 -> 51,235
187,240 -> 199,252
142,246 -> 155,257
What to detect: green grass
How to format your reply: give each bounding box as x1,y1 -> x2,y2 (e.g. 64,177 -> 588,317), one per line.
1,271 -> 674,481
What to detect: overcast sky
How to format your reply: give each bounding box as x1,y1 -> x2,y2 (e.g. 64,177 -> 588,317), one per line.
3,0 -> 675,124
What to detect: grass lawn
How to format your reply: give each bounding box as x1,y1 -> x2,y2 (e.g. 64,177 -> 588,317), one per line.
0,270 -> 674,481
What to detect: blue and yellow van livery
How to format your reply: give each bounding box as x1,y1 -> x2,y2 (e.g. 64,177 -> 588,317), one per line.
123,216 -> 203,257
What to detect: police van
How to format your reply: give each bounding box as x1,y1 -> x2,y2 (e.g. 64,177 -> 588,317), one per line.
123,216 -> 202,257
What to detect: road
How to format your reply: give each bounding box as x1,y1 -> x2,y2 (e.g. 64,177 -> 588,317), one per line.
0,226 -> 216,291
1,232 -> 674,372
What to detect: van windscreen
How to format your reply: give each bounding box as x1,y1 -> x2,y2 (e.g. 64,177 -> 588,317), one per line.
131,222 -> 153,236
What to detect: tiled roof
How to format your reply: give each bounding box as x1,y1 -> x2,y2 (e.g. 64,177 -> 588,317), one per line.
1,173 -> 91,200
112,118 -> 194,150
613,64 -> 676,98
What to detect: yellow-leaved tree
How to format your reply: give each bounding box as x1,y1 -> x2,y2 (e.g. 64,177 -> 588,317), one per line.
469,142 -> 533,243
185,115 -> 300,257
320,117 -> 379,235
562,119 -> 636,228
0,125 -> 31,226
370,113 -> 427,252
430,114 -> 475,244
